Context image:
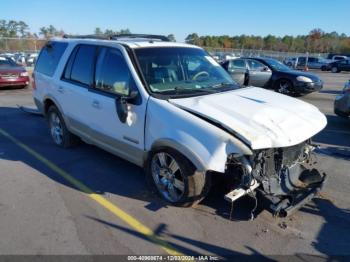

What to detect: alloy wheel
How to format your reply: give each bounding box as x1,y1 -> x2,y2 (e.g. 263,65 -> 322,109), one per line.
49,112 -> 63,145
278,80 -> 291,94
151,152 -> 185,202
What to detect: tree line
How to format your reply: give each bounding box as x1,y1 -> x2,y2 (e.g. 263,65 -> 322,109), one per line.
1,19 -> 350,53
185,29 -> 350,54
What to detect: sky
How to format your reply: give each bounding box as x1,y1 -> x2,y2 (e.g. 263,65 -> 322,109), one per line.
1,0 -> 350,42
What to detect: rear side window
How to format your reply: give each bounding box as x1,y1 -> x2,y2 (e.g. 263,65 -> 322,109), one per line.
35,41 -> 68,76
69,45 -> 97,86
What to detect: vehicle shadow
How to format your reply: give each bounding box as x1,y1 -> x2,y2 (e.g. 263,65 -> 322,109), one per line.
300,198 -> 350,256
318,90 -> 343,95
200,176 -> 263,221
0,85 -> 28,91
313,114 -> 350,148
85,215 -> 273,260
0,106 -> 272,257
0,106 -> 263,220
0,106 -> 349,257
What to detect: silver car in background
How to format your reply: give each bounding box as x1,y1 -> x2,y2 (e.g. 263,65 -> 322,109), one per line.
284,56 -> 331,70
334,80 -> 350,117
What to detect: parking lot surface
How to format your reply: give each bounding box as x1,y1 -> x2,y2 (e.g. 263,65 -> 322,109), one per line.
0,71 -> 349,258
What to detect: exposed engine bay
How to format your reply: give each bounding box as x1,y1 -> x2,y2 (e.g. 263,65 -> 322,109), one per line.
225,140 -> 327,218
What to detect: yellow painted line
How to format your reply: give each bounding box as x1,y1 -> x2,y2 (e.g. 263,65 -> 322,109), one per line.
0,128 -> 183,256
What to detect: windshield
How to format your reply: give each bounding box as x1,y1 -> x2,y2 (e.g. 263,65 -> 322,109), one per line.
0,57 -> 17,67
264,58 -> 291,71
134,47 -> 240,96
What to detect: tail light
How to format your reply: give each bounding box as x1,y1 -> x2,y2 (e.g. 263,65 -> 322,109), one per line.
32,72 -> 36,90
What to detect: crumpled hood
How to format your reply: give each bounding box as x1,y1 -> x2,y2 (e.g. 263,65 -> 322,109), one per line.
169,87 -> 327,149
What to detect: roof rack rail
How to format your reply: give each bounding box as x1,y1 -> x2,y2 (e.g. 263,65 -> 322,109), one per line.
62,34 -> 110,40
110,34 -> 170,42
62,33 -> 171,42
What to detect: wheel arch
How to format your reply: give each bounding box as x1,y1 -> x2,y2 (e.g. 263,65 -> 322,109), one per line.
149,139 -> 207,172
43,95 -> 63,117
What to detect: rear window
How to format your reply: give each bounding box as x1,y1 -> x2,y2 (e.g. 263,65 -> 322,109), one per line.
64,45 -> 97,86
35,41 -> 68,76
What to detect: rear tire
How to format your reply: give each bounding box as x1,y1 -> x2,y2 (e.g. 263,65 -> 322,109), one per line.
146,148 -> 211,207
331,66 -> 339,73
47,105 -> 78,148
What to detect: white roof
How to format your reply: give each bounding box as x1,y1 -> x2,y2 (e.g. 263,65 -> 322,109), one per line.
51,37 -> 200,49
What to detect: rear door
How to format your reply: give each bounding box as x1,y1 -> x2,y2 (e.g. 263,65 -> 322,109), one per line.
59,44 -> 97,139
227,59 -> 247,85
86,46 -> 146,166
246,59 -> 272,87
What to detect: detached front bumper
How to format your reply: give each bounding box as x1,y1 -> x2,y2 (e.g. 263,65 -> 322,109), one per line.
224,142 -> 327,218
258,171 -> 327,217
294,80 -> 323,94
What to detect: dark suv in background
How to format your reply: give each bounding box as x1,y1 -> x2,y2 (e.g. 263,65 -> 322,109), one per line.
326,59 -> 350,73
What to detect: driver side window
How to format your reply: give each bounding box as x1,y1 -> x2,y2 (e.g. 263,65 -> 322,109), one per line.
247,60 -> 265,71
95,47 -> 135,96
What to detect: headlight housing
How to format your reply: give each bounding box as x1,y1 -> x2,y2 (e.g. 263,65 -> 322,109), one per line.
20,71 -> 29,77
296,76 -> 313,83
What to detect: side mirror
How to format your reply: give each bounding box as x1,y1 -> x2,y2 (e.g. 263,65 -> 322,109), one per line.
115,90 -> 139,123
261,66 -> 270,72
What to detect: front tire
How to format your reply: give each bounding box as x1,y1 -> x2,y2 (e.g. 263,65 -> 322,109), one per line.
274,79 -> 293,95
335,108 -> 349,118
47,105 -> 78,148
146,148 -> 210,207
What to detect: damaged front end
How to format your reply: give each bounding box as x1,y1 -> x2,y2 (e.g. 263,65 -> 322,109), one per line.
225,140 -> 327,217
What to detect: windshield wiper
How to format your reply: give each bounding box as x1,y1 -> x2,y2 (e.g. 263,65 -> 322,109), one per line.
208,82 -> 239,89
173,86 -> 218,94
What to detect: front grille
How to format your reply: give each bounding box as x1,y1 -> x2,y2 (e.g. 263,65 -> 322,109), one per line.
278,142 -> 306,167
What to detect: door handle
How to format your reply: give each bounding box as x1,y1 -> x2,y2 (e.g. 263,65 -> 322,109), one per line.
92,100 -> 100,109
57,86 -> 64,93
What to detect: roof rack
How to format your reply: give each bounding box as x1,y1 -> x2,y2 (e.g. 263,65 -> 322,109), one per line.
110,34 -> 170,42
62,34 -> 170,42
62,34 -> 110,40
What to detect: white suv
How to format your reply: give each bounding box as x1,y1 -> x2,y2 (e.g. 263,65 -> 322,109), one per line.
33,34 -> 327,216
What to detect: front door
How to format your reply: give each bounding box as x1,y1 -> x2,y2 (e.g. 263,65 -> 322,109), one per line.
246,59 -> 272,87
87,46 -> 146,166
227,59 -> 247,85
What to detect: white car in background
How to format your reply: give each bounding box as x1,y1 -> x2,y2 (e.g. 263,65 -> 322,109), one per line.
32,34 -> 327,217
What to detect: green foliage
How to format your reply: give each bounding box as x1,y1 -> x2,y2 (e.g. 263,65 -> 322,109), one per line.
185,30 -> 350,53
39,25 -> 64,38
0,19 -> 29,37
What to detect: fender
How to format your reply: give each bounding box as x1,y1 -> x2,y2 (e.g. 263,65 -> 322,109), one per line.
151,138 -> 207,172
145,97 -> 253,173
